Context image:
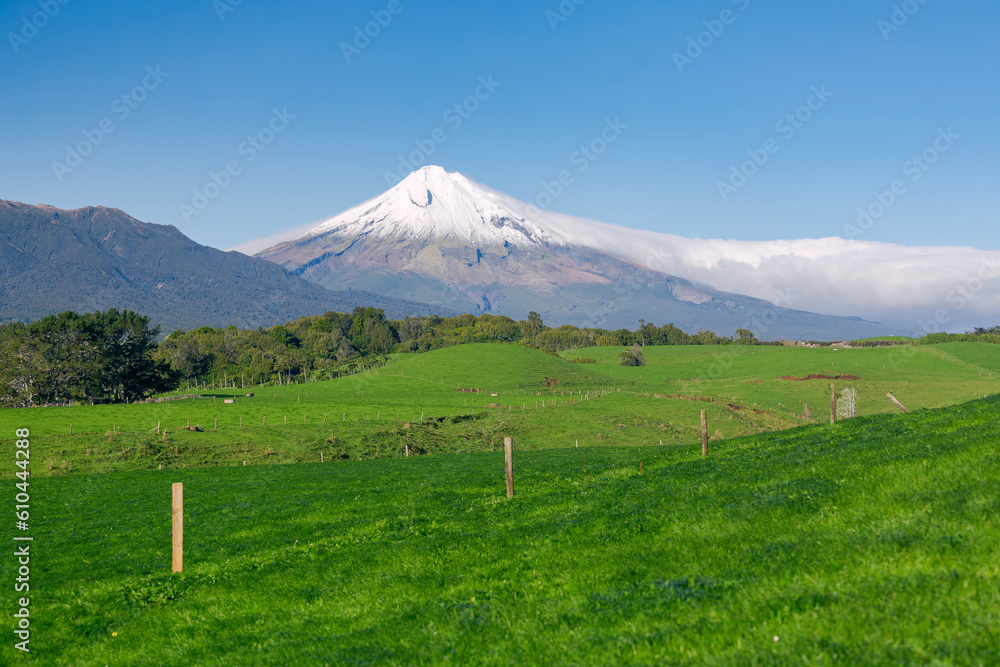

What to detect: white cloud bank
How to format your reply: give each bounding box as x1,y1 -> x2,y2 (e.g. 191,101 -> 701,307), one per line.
496,191 -> 1000,335
538,211 -> 1000,335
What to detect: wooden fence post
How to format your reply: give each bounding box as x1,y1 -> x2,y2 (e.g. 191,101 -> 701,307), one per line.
504,437 -> 514,498
700,410 -> 708,458
172,483 -> 183,573
830,384 -> 836,424
886,392 -> 910,413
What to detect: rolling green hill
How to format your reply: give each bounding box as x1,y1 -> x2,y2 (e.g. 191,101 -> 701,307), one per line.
3,392 -> 997,664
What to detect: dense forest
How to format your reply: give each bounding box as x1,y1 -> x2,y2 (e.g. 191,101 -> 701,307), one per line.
3,307 -> 997,408
0,310 -> 174,408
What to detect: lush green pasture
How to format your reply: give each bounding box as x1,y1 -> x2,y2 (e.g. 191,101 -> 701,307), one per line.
4,395 -> 998,664
0,345 -> 615,438
564,343 -> 1000,419
4,343 -> 999,478
932,341 -> 1000,373
14,390 -> 786,477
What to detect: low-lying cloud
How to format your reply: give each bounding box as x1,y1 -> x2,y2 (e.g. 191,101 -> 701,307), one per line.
529,207 -> 1000,335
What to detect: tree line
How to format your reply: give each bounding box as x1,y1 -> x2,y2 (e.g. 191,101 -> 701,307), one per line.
916,327 -> 1000,345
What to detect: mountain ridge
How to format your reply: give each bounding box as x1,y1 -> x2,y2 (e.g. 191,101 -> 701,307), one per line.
0,199 -> 453,331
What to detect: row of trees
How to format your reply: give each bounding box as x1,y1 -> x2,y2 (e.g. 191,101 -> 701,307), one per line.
917,329 -> 1000,345
0,310 -> 175,407
397,312 -> 761,354
155,307 -> 401,387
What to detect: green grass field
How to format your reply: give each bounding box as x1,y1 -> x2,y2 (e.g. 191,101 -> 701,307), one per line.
3,343 -> 999,478
3,393 -> 998,664
2,342 -> 999,664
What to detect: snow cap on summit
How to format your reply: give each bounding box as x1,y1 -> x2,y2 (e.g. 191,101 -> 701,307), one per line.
298,166 -> 562,247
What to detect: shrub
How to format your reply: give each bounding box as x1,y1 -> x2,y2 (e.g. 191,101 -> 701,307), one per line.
618,343 -> 645,367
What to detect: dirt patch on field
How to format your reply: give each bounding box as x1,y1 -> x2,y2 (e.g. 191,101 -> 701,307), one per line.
659,394 -> 774,417
778,374 -> 863,381
541,377 -> 561,387
665,394 -> 749,411
660,394 -> 716,404
456,388 -> 481,393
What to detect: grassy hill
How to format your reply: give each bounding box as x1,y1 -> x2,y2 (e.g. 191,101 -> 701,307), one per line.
3,391 -> 998,664
3,343 -> 999,478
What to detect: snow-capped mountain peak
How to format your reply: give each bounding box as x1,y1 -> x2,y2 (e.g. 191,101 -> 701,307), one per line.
298,165 -> 560,247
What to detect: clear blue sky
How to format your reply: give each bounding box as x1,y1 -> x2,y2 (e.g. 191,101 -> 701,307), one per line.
2,0 -> 996,251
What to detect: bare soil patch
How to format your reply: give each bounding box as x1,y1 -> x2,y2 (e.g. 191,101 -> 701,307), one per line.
778,374 -> 863,381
